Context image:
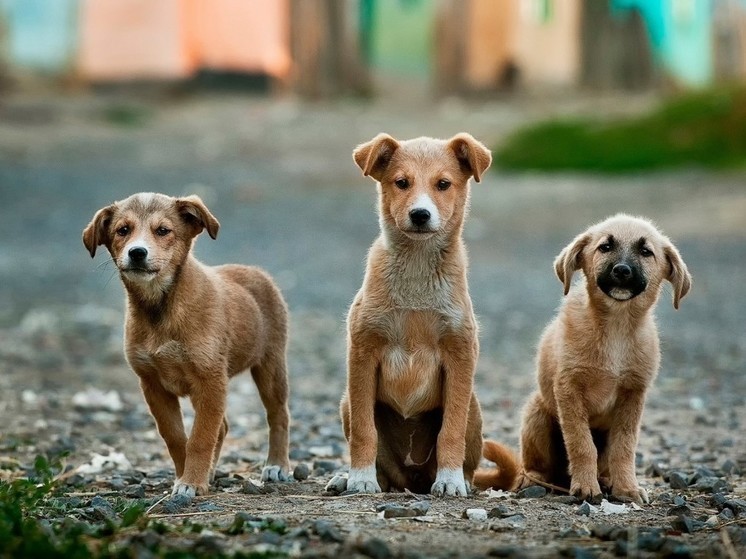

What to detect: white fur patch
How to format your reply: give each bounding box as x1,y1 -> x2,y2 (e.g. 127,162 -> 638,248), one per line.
431,467 -> 468,496
410,193 -> 440,229
609,288 -> 633,300
347,465 -> 381,493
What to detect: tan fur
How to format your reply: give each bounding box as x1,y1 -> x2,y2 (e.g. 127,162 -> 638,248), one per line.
507,214 -> 692,504
83,193 -> 290,496
338,133 -> 493,496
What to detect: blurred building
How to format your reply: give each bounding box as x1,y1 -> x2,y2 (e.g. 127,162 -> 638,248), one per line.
0,0 -> 745,95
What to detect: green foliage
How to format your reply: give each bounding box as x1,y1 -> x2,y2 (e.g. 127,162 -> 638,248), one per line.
495,87 -> 746,173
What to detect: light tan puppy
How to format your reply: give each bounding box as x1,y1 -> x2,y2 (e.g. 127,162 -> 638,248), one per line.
477,214 -> 691,503
83,193 -> 290,497
330,132 -> 495,496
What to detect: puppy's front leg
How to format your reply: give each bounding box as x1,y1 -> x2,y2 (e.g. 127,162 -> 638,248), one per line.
139,377 -> 187,478
555,374 -> 602,501
607,388 -> 648,504
346,337 -> 381,493
174,379 -> 228,497
432,334 -> 476,497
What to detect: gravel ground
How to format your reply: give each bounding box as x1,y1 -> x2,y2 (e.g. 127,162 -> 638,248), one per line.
0,91 -> 745,558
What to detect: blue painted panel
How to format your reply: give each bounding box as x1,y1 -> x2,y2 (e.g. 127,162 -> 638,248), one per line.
1,0 -> 79,72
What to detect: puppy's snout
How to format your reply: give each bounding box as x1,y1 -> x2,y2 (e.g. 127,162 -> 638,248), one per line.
129,246 -> 148,262
612,263 -> 632,280
409,208 -> 431,227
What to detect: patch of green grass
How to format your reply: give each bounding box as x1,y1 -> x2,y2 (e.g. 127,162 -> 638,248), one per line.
495,87 -> 746,173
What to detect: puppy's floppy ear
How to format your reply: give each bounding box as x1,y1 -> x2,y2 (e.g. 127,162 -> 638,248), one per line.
554,232 -> 590,295
664,243 -> 691,309
448,133 -> 492,183
353,133 -> 400,181
82,205 -> 114,258
176,195 -> 220,239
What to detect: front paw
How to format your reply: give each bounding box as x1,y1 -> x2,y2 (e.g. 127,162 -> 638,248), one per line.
431,468 -> 468,497
172,479 -> 207,497
347,466 -> 381,493
570,476 -> 602,502
261,464 -> 289,482
611,484 -> 648,505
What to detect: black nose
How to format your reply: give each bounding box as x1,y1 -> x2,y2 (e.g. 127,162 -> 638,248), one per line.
409,208 -> 431,227
128,247 -> 148,262
612,263 -> 632,280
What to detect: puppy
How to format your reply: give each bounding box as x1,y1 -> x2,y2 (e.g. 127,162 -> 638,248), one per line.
476,214 -> 691,504
330,133 -> 495,496
82,193 -> 291,497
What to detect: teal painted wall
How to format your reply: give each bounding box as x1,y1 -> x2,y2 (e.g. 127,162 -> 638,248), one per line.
0,0 -> 79,73
614,0 -> 713,86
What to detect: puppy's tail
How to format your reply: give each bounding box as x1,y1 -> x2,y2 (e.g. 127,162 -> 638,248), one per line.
472,440 -> 520,491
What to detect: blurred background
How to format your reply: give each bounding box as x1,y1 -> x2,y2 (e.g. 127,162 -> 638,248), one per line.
0,0 -> 744,476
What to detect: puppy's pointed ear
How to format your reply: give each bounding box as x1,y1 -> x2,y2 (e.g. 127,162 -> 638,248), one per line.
554,233 -> 590,295
664,243 -> 691,309
176,195 -> 220,239
82,205 -> 114,258
353,133 -> 400,181
448,133 -> 492,182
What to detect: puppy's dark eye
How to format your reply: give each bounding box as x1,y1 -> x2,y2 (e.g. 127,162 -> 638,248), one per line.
395,178 -> 409,189
116,226 -> 130,237
437,179 -> 451,191
155,226 -> 171,237
598,242 -> 612,253
640,247 -> 653,257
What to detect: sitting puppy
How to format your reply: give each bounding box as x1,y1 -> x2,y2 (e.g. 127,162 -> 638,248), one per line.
330,133 -> 496,497
83,193 -> 291,496
478,214 -> 691,503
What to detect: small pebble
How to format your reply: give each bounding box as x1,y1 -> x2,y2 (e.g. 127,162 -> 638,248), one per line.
123,485 -> 146,499
463,508 -> 488,521
670,515 -> 703,534
377,501 -> 430,518
488,504 -> 515,518
577,501 -> 593,516
668,471 -> 689,489
312,519 -> 344,543
324,474 -> 348,495
241,481 -> 262,495
312,460 -> 340,474
356,537 -> 392,559
162,493 -> 192,514
293,463 -> 310,481
516,485 -> 547,499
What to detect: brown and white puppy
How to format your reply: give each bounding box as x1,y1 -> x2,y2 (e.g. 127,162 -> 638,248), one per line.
83,193 -> 291,497
477,214 -> 691,503
330,133 -> 492,496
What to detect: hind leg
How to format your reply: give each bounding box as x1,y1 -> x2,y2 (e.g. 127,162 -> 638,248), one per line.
518,392 -> 558,488
209,416 -> 229,483
251,354 -> 290,482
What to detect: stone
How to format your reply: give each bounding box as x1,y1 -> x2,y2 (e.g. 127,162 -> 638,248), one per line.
577,501 -> 593,516
463,508 -> 488,521
162,493 -> 192,514
670,515 -> 703,534
293,463 -> 310,481
488,504 -> 516,518
377,501 -> 430,518
668,471 -> 689,489
312,519 -> 344,543
516,485 -> 547,499
123,485 -> 145,499
312,460 -> 339,474
356,537 -> 392,559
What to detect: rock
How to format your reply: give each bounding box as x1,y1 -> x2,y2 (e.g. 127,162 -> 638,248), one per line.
577,501 -> 594,516
312,520 -> 344,543
659,537 -> 693,558
668,471 -> 689,489
672,495 -> 687,506
670,515 -> 703,534
704,515 -> 720,529
718,508 -> 735,522
516,485 -> 547,499
488,504 -> 516,518
162,493 -> 192,514
667,504 -> 692,516
646,462 -> 667,478
289,448 -> 312,461
692,476 -> 728,494
463,508 -> 488,521
377,501 -> 430,518
356,537 -> 392,559
312,460 -> 340,474
549,495 -> 580,505
241,481 -> 262,494
90,495 -> 116,520
487,545 -> 520,557
722,498 -> 746,515
215,477 -> 240,489
590,523 -> 624,541
324,474 -> 348,495
293,463 -> 310,481
123,485 -> 145,499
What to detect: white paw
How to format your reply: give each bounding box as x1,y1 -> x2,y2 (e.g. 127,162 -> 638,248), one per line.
347,465 -> 381,493
431,468 -> 468,497
172,480 -> 197,498
261,464 -> 289,482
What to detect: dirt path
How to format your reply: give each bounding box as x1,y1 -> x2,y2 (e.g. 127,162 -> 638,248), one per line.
0,92 -> 744,558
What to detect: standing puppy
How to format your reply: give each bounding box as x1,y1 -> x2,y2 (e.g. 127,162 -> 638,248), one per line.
333,133 -> 492,496
513,214 -> 691,503
83,193 -> 291,497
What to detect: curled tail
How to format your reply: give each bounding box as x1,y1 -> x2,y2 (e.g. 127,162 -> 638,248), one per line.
472,440 -> 520,491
